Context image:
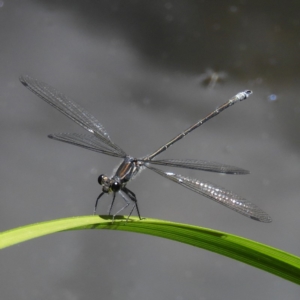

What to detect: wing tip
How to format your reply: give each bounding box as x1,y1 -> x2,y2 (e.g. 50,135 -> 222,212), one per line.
250,214 -> 272,223
19,74 -> 30,87
232,169 -> 250,175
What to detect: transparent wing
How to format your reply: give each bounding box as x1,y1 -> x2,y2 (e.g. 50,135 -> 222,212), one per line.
147,158 -> 249,174
49,133 -> 126,158
146,165 -> 271,222
20,75 -> 126,157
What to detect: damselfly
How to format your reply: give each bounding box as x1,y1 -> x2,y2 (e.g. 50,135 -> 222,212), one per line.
20,75 -> 271,222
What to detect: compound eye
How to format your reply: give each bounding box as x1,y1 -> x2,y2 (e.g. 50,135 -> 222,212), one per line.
111,181 -> 121,192
98,174 -> 105,185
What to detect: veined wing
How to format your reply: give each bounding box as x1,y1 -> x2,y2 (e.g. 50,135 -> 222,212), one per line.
147,158 -> 249,174
146,165 -> 271,223
49,133 -> 126,158
20,75 -> 126,157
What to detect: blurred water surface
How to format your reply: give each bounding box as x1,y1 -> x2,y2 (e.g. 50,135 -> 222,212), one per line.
0,1 -> 300,299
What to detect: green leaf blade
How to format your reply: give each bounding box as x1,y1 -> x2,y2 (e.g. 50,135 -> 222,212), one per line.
1,215 -> 300,284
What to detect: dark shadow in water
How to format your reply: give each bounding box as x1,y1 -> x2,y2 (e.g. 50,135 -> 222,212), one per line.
34,0 -> 300,83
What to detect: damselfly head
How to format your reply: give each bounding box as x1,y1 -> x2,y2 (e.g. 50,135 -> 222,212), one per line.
98,174 -> 121,193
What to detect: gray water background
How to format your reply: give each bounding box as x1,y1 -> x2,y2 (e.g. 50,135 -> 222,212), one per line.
0,1 -> 300,299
